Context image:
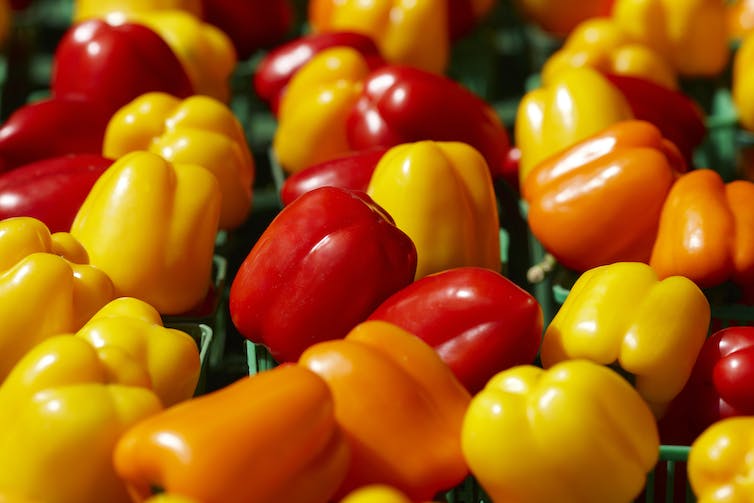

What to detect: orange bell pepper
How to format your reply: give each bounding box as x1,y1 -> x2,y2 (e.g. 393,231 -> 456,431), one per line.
114,364 -> 350,503
298,320 -> 471,501
650,169 -> 754,296
728,0 -> 754,41
523,120 -> 686,272
511,0 -> 614,37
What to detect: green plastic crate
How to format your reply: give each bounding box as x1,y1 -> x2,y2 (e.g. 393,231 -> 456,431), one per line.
164,322 -> 213,396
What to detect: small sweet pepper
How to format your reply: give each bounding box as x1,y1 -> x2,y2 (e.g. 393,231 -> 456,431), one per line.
70,151 -> 221,315
299,320 -> 471,501
104,92 -> 254,230
366,141 -> 500,279
461,359 -> 659,503
540,261 -> 710,417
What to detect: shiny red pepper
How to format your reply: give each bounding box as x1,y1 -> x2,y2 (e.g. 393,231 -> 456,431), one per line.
254,31 -> 385,115
0,154 -> 112,233
279,147 -> 388,206
346,65 -> 510,180
229,186 -> 417,362
368,267 -> 543,394
51,18 -> 193,116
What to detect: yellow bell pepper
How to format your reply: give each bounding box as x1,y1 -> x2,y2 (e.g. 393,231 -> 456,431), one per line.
104,92 -> 254,230
0,217 -> 114,381
462,359 -> 659,503
127,10 -> 236,102
70,151 -> 221,315
541,262 -> 710,417
612,0 -> 729,77
688,416 -> 754,503
366,141 -> 500,280
73,0 -> 202,23
144,495 -> 201,503
308,0 -> 448,74
734,32 -> 754,132
515,66 -> 634,186
340,485 -> 415,503
273,47 -> 371,174
542,17 -> 677,89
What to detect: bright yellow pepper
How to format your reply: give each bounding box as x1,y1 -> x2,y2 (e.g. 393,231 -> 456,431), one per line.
144,495 -> 202,503
340,485 -> 415,503
104,92 -> 255,230
734,32 -> 754,132
73,0 -> 202,23
0,217 -> 114,381
127,10 -> 236,102
542,17 -> 677,89
462,359 -> 659,503
309,0 -> 448,74
541,262 -> 710,417
70,151 -> 221,315
366,141 -> 501,280
612,0 -> 729,77
688,416 -> 754,503
273,47 -> 371,174
515,66 -> 634,186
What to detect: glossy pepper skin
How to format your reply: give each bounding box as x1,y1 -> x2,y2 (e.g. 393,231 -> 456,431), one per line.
230,186 -> 417,362
273,47 -> 372,174
104,92 -> 254,230
612,0 -> 729,77
0,154 -> 112,232
114,364 -> 350,503
347,65 -> 511,180
461,359 -> 659,503
522,120 -> 686,272
688,417 -> 754,502
70,151 -> 221,315
368,266 -> 542,394
541,262 -> 710,417
366,141 -> 500,279
515,67 -> 633,185
73,0 -> 201,21
733,31 -> 754,132
0,98 -> 112,172
254,31 -> 385,115
308,0 -> 449,74
280,147 -> 388,206
650,169 -> 754,296
51,19 -> 193,116
511,0 -> 614,37
0,217 -> 114,381
299,321 -> 471,500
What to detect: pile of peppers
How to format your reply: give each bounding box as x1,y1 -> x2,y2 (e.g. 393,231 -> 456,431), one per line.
3,0 -> 754,502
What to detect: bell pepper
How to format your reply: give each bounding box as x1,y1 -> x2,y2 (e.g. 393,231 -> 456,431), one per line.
347,65 -> 511,180
650,169 -> 754,296
733,31 -> 754,132
540,261 -> 710,417
73,0 -> 202,22
299,320 -> 471,500
280,147 -> 388,206
340,485 -> 415,503
541,18 -> 677,90
0,154 -> 112,233
688,416 -> 754,502
366,141 -> 500,279
728,0 -> 754,41
461,359 -> 659,503
230,186 -> 417,362
522,120 -> 686,272
144,495 -> 201,503
0,217 -> 114,381
273,47 -> 373,174
515,67 -> 634,185
51,19 -> 193,116
103,92 -> 254,230
308,0 -> 449,74
0,98 -> 113,172
70,151 -> 221,315
254,31 -> 385,115
511,0 -> 615,37
114,364 -> 350,503
368,266 -> 542,394
612,0 -> 729,77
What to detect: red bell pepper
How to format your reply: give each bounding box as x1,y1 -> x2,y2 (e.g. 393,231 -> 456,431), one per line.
279,147 -> 388,206
254,31 -> 385,115
368,267 -> 543,394
51,19 -> 193,116
229,186 -> 417,362
0,97 -> 112,172
0,154 -> 112,232
201,0 -> 294,61
346,65 -> 510,180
